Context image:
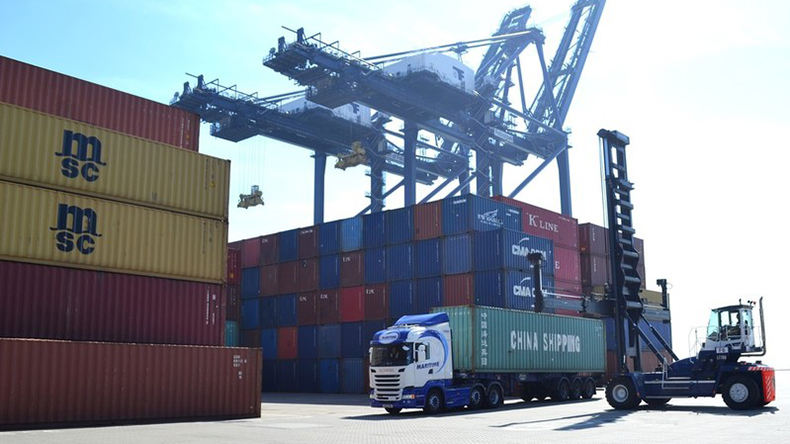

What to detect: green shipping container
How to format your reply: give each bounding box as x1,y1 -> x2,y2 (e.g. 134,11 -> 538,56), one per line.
225,321 -> 240,347
435,306 -> 606,374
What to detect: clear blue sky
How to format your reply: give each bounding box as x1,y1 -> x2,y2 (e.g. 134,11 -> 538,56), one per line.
2,0 -> 789,367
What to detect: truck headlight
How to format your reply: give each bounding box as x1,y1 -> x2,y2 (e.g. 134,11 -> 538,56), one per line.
402,394 -> 416,400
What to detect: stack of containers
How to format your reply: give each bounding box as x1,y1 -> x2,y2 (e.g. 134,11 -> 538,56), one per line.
0,57 -> 260,427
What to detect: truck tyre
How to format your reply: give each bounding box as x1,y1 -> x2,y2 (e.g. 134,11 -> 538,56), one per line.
581,378 -> 596,399
385,407 -> 402,415
485,385 -> 503,409
468,386 -> 485,410
552,378 -> 571,401
520,384 -> 533,402
606,376 -> 640,410
570,378 -> 583,400
533,385 -> 548,401
645,398 -> 671,408
423,389 -> 445,414
723,375 -> 759,410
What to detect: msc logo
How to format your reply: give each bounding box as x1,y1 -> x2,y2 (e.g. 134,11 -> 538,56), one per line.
55,130 -> 107,182
49,203 -> 102,255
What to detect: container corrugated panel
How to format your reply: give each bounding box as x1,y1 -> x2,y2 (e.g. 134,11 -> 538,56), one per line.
319,255 -> 340,289
474,270 -> 554,311
240,329 -> 261,348
364,247 -> 387,284
298,227 -> 318,259
554,279 -> 582,296
277,326 -> 298,359
579,223 -> 607,256
363,212 -> 386,248
297,258 -> 318,292
278,229 -> 299,262
340,216 -> 363,252
415,238 -> 441,278
435,306 -> 605,373
298,359 -> 319,393
241,299 -> 260,329
260,264 -> 279,297
389,280 -> 414,319
386,206 -> 413,244
340,251 -> 364,287
319,359 -> 341,393
227,248 -> 242,285
259,234 -> 278,266
341,322 -> 366,358
341,358 -> 366,394
317,324 -> 341,358
260,328 -> 277,360
226,284 -> 242,322
319,221 -> 340,256
442,194 -> 521,235
414,277 -> 443,314
0,103 -> 228,219
363,320 -> 388,348
442,233 -> 473,275
340,286 -> 365,322
298,326 -> 318,359
641,289 -> 663,306
278,261 -> 299,294
444,274 -> 474,306
414,200 -> 442,240
580,254 -> 609,287
225,321 -> 239,347
0,338 -> 261,428
242,268 -> 260,299
0,181 -> 227,283
241,237 -> 260,268
0,260 -> 224,346
0,56 -> 201,151
259,297 -> 277,329
387,243 -> 414,281
554,246 -> 581,284
473,229 -> 553,275
277,360 -> 298,392
493,196 -> 579,249
364,284 -> 389,320
276,294 -> 298,327
262,360 -> 278,392
297,292 -> 318,325
318,290 -> 340,324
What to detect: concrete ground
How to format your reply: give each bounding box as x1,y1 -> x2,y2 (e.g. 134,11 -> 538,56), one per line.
3,371 -> 787,444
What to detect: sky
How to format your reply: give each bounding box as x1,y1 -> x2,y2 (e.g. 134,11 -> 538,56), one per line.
2,0 -> 789,368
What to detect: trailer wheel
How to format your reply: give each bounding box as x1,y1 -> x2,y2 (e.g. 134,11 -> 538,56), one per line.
552,378 -> 571,401
581,378 -> 596,399
606,376 -> 640,410
570,378 -> 583,400
385,407 -> 402,415
533,385 -> 548,401
520,384 -> 533,402
645,398 -> 671,408
485,385 -> 503,409
423,388 -> 445,414
468,386 -> 485,410
723,375 -> 759,410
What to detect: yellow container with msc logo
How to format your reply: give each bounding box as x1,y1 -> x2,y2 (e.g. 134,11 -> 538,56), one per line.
0,181 -> 227,283
0,102 -> 229,220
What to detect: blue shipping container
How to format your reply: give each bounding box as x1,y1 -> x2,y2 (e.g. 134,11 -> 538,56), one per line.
261,328 -> 277,360
442,234 -> 473,275
341,322 -> 366,358
278,360 -> 298,392
298,359 -> 319,393
363,320 -> 388,347
320,255 -> 340,289
262,360 -> 278,392
317,324 -> 341,358
259,297 -> 277,328
364,247 -> 387,284
298,325 -> 319,359
442,194 -> 522,235
387,244 -> 414,281
279,229 -> 299,262
386,206 -> 414,244
319,221 -> 340,256
319,359 -> 341,394
241,299 -> 260,329
341,358 -> 366,394
241,268 -> 260,298
414,277 -> 443,314
341,217 -> 363,252
474,229 -> 554,275
277,294 -> 298,327
389,280 -> 414,319
415,238 -> 442,278
474,270 -> 554,310
225,321 -> 239,347
363,212 -> 386,248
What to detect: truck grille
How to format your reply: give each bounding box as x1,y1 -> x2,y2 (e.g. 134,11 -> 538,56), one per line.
372,374 -> 402,401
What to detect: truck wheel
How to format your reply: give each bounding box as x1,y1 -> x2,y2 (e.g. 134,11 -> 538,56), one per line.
570,378 -> 583,400
468,386 -> 485,410
581,378 -> 596,399
385,407 -> 402,415
485,385 -> 503,409
533,385 -> 548,401
606,376 -> 640,410
645,398 -> 671,408
552,378 -> 571,401
723,376 -> 759,410
423,389 -> 445,414
520,384 -> 533,402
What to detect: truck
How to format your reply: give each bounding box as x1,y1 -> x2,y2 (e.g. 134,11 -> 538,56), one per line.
369,306 -> 606,414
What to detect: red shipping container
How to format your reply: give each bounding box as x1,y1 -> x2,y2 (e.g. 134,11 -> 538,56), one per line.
298,227 -> 319,259
0,261 -> 224,346
277,327 -> 298,359
579,223 -> 608,256
297,258 -> 319,293
581,254 -> 610,287
297,292 -> 319,325
553,246 -> 582,284
278,261 -> 299,294
241,237 -> 261,268
226,284 -> 242,322
364,284 -> 389,320
0,338 -> 261,428
340,286 -> 365,322
0,57 -> 200,151
494,196 -> 579,249
340,251 -> 364,287
554,279 -> 583,296
240,329 -> 261,348
228,240 -> 242,249
414,200 -> 442,240
227,248 -> 242,285
259,234 -> 279,266
318,290 -> 340,324
443,274 -> 474,306
260,264 -> 279,297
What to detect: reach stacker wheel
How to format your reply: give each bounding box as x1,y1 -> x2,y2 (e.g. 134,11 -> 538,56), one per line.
723,375 -> 760,410
606,376 -> 641,410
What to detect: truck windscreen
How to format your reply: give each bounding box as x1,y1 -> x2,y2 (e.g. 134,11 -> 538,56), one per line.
370,344 -> 412,367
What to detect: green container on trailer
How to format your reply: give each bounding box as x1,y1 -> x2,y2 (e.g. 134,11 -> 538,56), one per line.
433,306 -> 606,373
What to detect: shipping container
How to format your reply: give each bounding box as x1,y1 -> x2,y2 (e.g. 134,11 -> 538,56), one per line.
259,298 -> 277,329
298,326 -> 318,359
340,216 -> 363,252
415,238 -> 442,278
298,227 -> 318,258
0,260 -> 224,346
553,246 -> 581,284
442,233 -> 473,275
414,277 -> 443,314
363,320 -> 388,349
553,279 -> 583,296
278,360 -> 298,392
260,264 -> 279,296
364,247 -> 387,284
386,206 -> 413,244
579,223 -> 607,256
260,328 -> 277,360
259,234 -> 279,266
277,327 -> 298,360
580,253 -> 609,287
319,255 -> 340,289
0,56 -> 200,151
276,294 -> 298,327
0,338 -> 261,428
341,322 -> 366,358
363,212 -> 386,248
474,270 -> 554,311
340,251 -> 364,287
318,290 -> 341,324
0,103 -> 228,219
319,359 -> 341,393
319,221 -> 340,256
278,229 -> 299,262
298,359 -> 319,393
278,261 -> 299,294
241,268 -> 260,299
0,181 -> 227,283
227,248 -> 241,284
241,299 -> 260,329
493,196 -> 579,249
340,286 -> 365,322
226,284 -> 242,322
387,243 -> 414,281
240,329 -> 261,348
443,274 -> 474,306
641,289 -> 664,306
474,229 -> 553,275
442,194 -> 521,235
341,358 -> 366,394
414,200 -> 442,240
262,360 -> 278,392
364,284 -> 389,320
297,258 -> 318,292
241,237 -> 261,268
225,321 -> 239,346
297,292 -> 319,325
435,306 -> 606,373
389,280 -> 414,319
317,324 -> 341,358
